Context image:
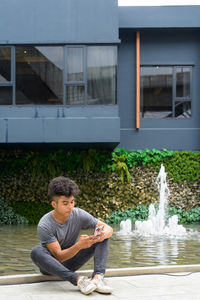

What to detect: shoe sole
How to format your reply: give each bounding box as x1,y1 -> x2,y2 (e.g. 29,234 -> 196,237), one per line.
95,289 -> 113,294
80,285 -> 97,295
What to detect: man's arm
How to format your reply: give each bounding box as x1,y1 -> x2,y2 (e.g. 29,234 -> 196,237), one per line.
46,220 -> 113,262
46,234 -> 98,263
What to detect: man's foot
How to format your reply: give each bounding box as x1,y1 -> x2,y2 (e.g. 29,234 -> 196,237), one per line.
77,276 -> 97,295
92,274 -> 113,294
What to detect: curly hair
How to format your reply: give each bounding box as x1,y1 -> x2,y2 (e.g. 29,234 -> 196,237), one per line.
48,176 -> 79,199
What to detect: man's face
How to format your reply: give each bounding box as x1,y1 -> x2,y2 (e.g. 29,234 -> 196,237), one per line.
52,195 -> 75,217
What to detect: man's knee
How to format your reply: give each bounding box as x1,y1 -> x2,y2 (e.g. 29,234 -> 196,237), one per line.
101,238 -> 109,247
95,238 -> 109,251
30,245 -> 43,262
104,238 -> 109,245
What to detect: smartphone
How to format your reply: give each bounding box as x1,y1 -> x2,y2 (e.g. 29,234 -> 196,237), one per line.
94,225 -> 103,236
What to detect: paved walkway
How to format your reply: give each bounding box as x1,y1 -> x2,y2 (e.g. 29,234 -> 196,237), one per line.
1,272 -> 200,300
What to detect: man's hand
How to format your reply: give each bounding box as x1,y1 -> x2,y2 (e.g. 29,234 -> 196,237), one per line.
94,230 -> 107,243
77,234 -> 98,250
46,235 -> 99,263
91,221 -> 113,243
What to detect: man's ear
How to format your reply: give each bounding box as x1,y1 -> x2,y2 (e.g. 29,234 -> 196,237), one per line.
51,201 -> 56,209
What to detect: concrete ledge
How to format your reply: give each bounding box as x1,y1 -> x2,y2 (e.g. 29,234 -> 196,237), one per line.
1,265 -> 200,285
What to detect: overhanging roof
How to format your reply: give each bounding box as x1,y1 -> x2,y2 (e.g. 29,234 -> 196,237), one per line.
0,0 -> 119,44
119,6 -> 200,29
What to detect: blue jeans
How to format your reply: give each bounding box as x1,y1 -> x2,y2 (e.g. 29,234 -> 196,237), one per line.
30,239 -> 109,286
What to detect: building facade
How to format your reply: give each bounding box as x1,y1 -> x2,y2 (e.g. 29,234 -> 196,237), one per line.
0,0 -> 200,149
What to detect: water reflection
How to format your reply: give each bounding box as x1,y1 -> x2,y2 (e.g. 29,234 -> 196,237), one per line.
0,224 -> 200,276
110,224 -> 200,268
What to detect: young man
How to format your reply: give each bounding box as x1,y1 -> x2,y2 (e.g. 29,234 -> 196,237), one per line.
30,176 -> 113,295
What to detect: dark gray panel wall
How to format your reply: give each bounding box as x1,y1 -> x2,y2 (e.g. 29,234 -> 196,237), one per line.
118,29 -> 200,150
0,0 -> 119,44
120,128 -> 200,150
117,31 -> 136,129
119,6 -> 200,29
0,0 -> 120,146
0,106 -> 120,143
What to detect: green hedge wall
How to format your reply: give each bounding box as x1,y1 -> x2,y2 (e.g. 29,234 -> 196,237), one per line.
1,148 -> 199,181
0,148 -> 199,224
105,205 -> 200,225
149,151 -> 200,182
0,198 -> 28,225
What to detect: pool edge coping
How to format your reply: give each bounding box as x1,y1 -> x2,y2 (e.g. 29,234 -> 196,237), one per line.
1,264 -> 200,285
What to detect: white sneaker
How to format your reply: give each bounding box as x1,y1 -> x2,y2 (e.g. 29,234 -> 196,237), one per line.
92,274 -> 113,294
77,276 -> 96,295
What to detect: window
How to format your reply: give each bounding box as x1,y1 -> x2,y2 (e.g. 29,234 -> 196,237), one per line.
65,46 -> 117,105
140,66 -> 192,119
0,45 -> 117,106
0,47 -> 13,105
65,47 -> 85,105
87,46 -> 117,105
16,46 -> 64,105
175,66 -> 191,118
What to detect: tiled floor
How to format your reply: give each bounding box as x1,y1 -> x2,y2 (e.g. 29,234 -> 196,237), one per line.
0,273 -> 200,300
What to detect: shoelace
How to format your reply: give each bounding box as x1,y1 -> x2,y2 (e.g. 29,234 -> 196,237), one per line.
101,278 -> 108,285
96,276 -> 108,286
79,277 -> 90,286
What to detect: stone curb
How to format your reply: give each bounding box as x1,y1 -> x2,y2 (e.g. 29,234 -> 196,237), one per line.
1,264 -> 200,285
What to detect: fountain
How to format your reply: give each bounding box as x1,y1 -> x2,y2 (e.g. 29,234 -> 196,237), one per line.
118,219 -> 133,236
118,164 -> 186,237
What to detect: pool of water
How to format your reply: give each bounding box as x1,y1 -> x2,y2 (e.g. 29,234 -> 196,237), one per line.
0,224 -> 200,276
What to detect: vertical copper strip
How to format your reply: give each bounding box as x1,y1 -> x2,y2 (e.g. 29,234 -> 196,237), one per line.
136,31 -> 140,129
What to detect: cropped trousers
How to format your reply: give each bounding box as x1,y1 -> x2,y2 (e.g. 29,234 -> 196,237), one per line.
30,239 -> 109,286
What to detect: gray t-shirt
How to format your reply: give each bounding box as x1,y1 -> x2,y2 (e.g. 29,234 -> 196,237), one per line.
37,208 -> 98,249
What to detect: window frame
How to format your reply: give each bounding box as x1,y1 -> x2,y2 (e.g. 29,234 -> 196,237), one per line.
65,45 -> 117,106
173,66 -> 192,118
140,64 -> 193,119
0,46 -> 15,105
64,45 -> 87,105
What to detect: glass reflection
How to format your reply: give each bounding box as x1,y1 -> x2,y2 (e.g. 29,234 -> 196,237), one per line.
176,67 -> 190,98
67,47 -> 84,82
140,66 -> 173,118
175,101 -> 191,118
0,48 -> 11,82
0,86 -> 12,105
66,86 -> 84,105
16,46 -> 63,105
87,46 -> 117,105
